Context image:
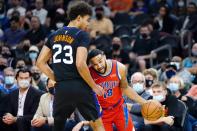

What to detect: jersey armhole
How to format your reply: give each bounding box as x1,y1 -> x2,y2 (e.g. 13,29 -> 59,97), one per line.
116,61 -> 121,80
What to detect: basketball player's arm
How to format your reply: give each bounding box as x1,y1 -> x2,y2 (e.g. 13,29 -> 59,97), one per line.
36,45 -> 55,81
119,62 -> 146,105
76,47 -> 104,96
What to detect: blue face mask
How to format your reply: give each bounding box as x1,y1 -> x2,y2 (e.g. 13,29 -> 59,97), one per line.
153,95 -> 165,102
29,52 -> 38,60
168,83 -> 179,93
166,70 -> 176,79
133,83 -> 144,94
4,76 -> 15,85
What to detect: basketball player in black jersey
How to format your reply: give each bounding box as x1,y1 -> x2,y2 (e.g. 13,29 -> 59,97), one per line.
36,1 -> 105,131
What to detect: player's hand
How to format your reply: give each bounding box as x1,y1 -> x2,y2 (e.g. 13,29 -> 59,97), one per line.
163,116 -> 174,126
93,85 -> 104,96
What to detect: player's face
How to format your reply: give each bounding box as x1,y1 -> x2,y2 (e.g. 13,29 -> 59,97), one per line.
90,54 -> 107,74
79,15 -> 91,31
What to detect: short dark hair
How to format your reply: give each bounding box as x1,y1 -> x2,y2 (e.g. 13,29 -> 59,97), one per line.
10,16 -> 19,23
67,1 -> 92,21
88,49 -> 104,62
16,67 -> 32,79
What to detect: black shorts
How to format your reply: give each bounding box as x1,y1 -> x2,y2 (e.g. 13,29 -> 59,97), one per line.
53,79 -> 100,121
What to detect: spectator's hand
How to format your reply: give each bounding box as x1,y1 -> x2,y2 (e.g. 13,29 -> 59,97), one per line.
93,85 -> 105,96
150,51 -> 157,59
72,121 -> 89,131
162,116 -> 174,126
2,113 -> 17,125
181,96 -> 188,101
31,117 -> 46,127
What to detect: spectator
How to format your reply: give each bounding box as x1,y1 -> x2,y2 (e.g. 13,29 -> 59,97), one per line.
154,5 -> 176,34
132,23 -> 157,67
0,16 -> 26,48
1,68 -> 42,131
126,72 -> 152,131
0,0 -> 10,31
111,36 -> 130,67
32,0 -> 48,25
130,0 -> 148,17
25,16 -> 46,49
143,68 -> 158,94
0,44 -> 14,67
0,67 -> 17,94
31,79 -> 55,131
144,82 -> 183,131
89,6 -> 113,38
28,45 -> 39,66
7,0 -> 26,18
168,75 -> 187,99
92,0 -> 111,18
31,66 -> 45,91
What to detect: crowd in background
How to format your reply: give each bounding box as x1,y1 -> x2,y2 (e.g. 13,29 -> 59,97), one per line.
0,0 -> 197,131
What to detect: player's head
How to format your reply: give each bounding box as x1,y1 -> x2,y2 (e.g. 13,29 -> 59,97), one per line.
88,49 -> 107,74
67,1 -> 92,30
151,82 -> 167,102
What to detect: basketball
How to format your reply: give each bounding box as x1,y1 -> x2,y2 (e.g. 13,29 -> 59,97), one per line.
141,100 -> 163,121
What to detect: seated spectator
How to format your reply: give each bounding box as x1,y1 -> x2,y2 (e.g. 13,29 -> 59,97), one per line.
92,0 -> 111,18
31,66 -> 45,91
0,67 -> 18,94
0,16 -> 26,48
31,79 -> 55,131
182,43 -> 197,68
7,0 -> 26,18
28,45 -> 39,66
89,6 -> 113,38
0,0 -> 9,31
168,76 -> 187,99
32,0 -> 48,25
126,72 -> 152,131
143,68 -> 158,94
0,44 -> 14,67
15,38 -> 31,60
159,63 -> 177,82
144,82 -> 183,131
129,0 -> 148,17
154,5 -> 175,34
1,68 -> 43,131
25,16 -> 46,49
0,56 -> 8,76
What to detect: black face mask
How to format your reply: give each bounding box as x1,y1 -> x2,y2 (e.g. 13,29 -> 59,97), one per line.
145,79 -> 153,88
48,87 -> 55,95
96,13 -> 103,20
23,45 -> 30,52
2,53 -> 11,58
32,73 -> 40,80
112,44 -> 120,51
141,33 -> 148,39
0,65 -> 7,71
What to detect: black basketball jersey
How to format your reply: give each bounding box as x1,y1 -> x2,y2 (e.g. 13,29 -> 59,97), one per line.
45,26 -> 90,81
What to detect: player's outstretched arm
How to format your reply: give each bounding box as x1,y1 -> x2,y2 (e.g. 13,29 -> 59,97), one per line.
118,62 -> 146,105
76,47 -> 104,96
36,45 -> 55,81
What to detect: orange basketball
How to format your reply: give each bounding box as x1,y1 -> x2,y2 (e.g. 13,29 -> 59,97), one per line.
141,100 -> 163,121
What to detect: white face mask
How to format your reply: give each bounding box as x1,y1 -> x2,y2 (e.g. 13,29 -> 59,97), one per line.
133,83 -> 144,94
5,76 -> 15,85
18,80 -> 30,89
153,95 -> 165,102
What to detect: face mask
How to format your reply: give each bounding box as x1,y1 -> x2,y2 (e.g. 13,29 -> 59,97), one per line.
0,65 -> 7,71
141,33 -> 148,39
23,45 -> 30,52
133,83 -> 144,94
32,72 -> 40,80
166,70 -> 176,79
56,22 -> 64,29
153,95 -> 165,102
145,79 -> 153,88
2,53 -> 11,58
178,1 -> 184,7
168,83 -> 179,93
96,12 -> 103,20
112,44 -> 120,51
5,76 -> 15,85
170,62 -> 180,70
48,87 -> 55,95
18,80 -> 30,89
29,52 -> 38,60
192,51 -> 197,56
